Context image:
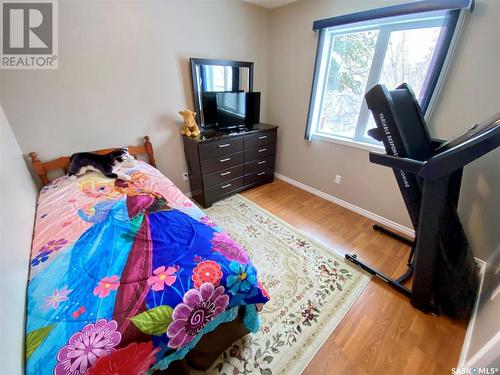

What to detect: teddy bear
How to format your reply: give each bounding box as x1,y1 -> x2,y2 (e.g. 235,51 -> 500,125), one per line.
179,109 -> 201,137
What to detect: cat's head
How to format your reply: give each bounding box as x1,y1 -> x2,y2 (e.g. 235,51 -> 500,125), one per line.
111,148 -> 134,163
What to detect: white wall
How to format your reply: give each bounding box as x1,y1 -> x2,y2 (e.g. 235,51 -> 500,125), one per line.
267,0 -> 500,261
461,248 -> 500,368
0,0 -> 270,191
0,106 -> 39,374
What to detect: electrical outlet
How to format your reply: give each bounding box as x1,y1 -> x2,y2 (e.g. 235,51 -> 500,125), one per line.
182,172 -> 189,181
334,175 -> 342,184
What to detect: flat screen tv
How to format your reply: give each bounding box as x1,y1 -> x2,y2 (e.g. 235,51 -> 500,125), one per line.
201,91 -> 260,130
215,92 -> 246,128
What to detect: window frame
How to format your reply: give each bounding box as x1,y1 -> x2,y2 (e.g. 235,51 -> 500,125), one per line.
305,0 -> 473,150
310,15 -> 445,147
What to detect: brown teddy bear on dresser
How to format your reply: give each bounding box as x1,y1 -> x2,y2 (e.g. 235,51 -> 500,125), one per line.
179,109 -> 201,137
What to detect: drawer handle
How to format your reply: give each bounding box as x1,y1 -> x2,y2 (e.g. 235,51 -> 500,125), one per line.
258,135 -> 268,140
220,157 -> 231,162
257,172 -> 266,176
258,148 -> 267,153
220,171 -> 231,176
257,160 -> 267,165
221,183 -> 232,189
218,143 -> 230,148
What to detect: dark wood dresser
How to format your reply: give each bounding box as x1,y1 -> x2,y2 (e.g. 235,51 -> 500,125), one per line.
182,123 -> 278,207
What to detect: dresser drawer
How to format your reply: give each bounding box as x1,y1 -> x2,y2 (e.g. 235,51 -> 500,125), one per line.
244,144 -> 276,162
199,137 -> 243,160
244,155 -> 275,174
202,164 -> 244,188
200,152 -> 244,174
205,177 -> 244,202
244,169 -> 274,186
244,129 -> 277,149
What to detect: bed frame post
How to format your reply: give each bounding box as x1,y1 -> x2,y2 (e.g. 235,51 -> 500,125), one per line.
29,152 -> 49,185
144,136 -> 157,167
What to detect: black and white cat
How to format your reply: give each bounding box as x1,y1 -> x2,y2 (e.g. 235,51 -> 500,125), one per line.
68,148 -> 135,181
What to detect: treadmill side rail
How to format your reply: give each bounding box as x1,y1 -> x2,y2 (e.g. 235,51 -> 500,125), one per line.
419,129 -> 500,179
369,153 -> 426,174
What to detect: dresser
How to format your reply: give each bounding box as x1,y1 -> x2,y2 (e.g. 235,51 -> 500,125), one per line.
182,123 -> 278,208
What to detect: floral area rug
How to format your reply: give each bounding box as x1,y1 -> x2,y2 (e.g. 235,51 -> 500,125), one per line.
193,194 -> 370,375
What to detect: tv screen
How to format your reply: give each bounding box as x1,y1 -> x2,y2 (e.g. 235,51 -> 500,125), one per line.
215,92 -> 246,128
201,91 -> 246,129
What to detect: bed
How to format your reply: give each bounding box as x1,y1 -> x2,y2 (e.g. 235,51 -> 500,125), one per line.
26,136 -> 269,375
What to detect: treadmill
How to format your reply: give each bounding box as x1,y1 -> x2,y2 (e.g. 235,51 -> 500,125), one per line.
345,83 -> 500,318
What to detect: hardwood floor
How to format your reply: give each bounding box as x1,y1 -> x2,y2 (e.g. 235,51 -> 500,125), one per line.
241,179 -> 466,375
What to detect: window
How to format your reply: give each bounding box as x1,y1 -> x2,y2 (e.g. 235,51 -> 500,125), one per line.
306,1 -> 473,148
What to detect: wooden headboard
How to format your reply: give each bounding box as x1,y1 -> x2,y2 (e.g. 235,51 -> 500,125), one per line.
29,136 -> 157,186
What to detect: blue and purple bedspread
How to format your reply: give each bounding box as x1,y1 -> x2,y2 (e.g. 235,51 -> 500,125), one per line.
26,161 -> 269,374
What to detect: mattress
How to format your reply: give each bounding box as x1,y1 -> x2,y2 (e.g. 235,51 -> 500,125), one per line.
25,161 -> 269,374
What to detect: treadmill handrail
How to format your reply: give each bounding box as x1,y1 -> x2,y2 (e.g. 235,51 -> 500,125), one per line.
419,125 -> 500,179
369,126 -> 500,179
369,153 -> 425,174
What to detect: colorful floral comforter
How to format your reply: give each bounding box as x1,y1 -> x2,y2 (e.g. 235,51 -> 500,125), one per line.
26,161 -> 269,374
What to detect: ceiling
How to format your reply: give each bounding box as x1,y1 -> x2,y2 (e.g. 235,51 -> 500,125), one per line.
243,0 -> 301,9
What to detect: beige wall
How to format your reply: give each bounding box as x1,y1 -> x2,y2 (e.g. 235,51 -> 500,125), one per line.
0,0 -> 270,191
430,0 -> 500,261
0,1 -> 499,371
267,0 -> 500,260
1,0 -> 498,262
0,106 -> 39,373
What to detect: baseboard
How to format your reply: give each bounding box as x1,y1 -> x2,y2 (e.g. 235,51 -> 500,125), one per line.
274,172 -> 415,238
457,258 -> 490,368
463,330 -> 500,369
